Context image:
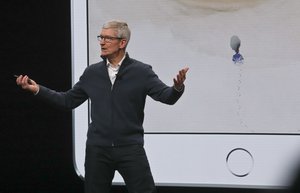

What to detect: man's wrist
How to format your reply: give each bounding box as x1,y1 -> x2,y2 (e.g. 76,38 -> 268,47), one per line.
33,85 -> 40,95
173,85 -> 184,92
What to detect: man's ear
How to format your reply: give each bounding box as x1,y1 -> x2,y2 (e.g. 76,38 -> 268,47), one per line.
119,39 -> 127,49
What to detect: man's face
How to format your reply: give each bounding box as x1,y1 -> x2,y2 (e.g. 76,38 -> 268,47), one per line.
99,28 -> 126,58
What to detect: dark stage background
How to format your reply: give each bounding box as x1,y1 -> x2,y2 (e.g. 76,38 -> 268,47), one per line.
0,1 -> 294,193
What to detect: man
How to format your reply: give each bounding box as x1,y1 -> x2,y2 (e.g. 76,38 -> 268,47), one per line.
16,20 -> 188,193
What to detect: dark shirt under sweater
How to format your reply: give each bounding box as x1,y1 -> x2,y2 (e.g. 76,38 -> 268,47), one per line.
36,54 -> 184,147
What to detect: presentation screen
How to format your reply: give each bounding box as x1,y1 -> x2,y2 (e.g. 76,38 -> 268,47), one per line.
72,0 -> 300,188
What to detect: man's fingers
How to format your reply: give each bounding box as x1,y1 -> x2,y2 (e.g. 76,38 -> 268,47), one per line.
179,67 -> 189,79
22,76 -> 28,85
178,69 -> 188,81
16,75 -> 22,85
16,75 -> 31,88
182,67 -> 189,73
174,67 -> 189,88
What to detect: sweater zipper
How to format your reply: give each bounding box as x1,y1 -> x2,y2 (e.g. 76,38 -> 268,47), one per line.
110,81 -> 116,146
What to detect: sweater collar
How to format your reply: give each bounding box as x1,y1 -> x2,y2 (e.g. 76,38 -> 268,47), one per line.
101,52 -> 130,65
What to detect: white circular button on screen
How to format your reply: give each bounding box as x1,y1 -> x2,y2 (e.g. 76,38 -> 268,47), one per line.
226,148 -> 254,177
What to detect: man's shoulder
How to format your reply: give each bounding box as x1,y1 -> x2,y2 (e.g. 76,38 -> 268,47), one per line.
89,61 -> 106,68
84,61 -> 106,72
127,57 -> 152,70
79,61 -> 107,81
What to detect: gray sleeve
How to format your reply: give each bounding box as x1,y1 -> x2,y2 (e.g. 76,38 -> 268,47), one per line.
146,65 -> 184,105
36,82 -> 88,110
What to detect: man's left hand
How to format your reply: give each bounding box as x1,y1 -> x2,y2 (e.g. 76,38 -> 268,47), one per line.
173,67 -> 189,91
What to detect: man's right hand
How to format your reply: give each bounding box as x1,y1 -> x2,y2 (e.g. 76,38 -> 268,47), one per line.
16,75 -> 39,94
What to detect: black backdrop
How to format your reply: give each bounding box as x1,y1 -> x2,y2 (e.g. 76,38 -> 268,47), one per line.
1,0 -> 84,192
0,1 -> 291,193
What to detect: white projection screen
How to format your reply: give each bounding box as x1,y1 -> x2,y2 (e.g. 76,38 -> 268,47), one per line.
71,0 -> 300,189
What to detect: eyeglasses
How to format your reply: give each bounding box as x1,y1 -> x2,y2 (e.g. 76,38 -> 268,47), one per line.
97,35 -> 122,43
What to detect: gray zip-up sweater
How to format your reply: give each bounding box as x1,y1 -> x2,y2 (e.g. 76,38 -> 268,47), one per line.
37,54 -> 184,147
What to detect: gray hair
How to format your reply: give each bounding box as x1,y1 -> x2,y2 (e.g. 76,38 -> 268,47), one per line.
103,20 -> 131,44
